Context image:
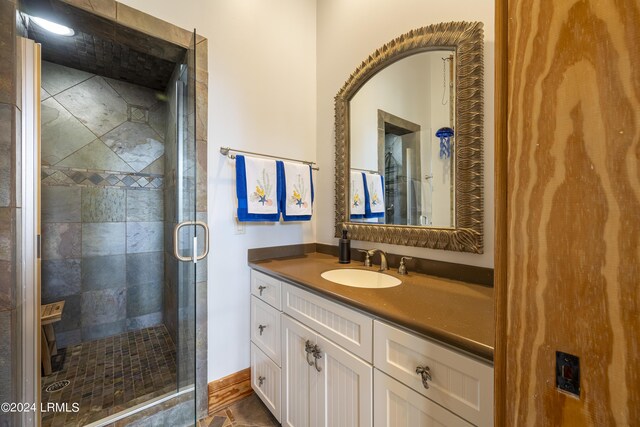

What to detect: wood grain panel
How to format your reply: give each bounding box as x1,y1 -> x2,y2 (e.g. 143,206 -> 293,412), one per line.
207,368 -> 252,415
493,0 -> 508,424
506,0 -> 639,425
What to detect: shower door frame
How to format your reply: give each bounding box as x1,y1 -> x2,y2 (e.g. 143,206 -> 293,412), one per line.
18,36 -> 42,427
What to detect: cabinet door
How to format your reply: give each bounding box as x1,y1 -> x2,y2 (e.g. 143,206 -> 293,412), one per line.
312,334 -> 373,427
282,315 -> 315,427
374,370 -> 472,427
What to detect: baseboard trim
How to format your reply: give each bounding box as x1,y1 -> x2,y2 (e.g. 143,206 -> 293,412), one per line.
207,368 -> 253,415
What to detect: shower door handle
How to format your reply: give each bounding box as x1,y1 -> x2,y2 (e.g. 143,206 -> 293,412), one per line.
173,220 -> 210,263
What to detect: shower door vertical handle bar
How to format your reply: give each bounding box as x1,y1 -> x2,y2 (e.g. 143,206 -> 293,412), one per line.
173,221 -> 210,263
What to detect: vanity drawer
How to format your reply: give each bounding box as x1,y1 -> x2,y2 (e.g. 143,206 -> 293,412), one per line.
282,283 -> 373,362
374,369 -> 472,427
251,270 -> 282,310
373,321 -> 493,427
251,343 -> 281,422
251,296 -> 281,366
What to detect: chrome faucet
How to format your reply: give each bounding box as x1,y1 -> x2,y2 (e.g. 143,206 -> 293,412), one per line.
357,248 -> 389,271
371,249 -> 389,271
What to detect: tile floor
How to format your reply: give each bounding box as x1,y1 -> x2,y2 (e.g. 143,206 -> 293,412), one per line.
41,325 -> 176,426
199,394 -> 280,427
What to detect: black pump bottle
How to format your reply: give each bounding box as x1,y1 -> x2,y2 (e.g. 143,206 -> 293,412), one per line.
339,229 -> 351,264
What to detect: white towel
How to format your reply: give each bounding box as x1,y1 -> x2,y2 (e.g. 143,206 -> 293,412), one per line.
350,171 -> 365,216
365,172 -> 385,214
283,161 -> 312,217
245,156 -> 278,214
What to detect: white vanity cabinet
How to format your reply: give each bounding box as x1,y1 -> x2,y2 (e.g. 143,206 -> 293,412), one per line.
250,270 -> 283,422
281,304 -> 373,427
249,268 -> 493,427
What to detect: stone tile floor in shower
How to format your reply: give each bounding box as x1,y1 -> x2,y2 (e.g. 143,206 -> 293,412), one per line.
199,393 -> 280,427
41,325 -> 177,426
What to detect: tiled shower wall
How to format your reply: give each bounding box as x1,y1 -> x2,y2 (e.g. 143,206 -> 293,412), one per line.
40,61 -> 169,347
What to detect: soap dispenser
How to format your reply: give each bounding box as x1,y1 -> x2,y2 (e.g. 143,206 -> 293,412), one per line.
339,229 -> 351,264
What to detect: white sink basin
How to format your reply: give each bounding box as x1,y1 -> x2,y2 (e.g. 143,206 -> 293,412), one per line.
320,269 -> 402,289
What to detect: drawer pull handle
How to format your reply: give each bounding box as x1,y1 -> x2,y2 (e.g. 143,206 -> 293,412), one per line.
258,376 -> 265,387
305,340 -> 315,366
312,345 -> 322,372
416,366 -> 432,389
258,285 -> 267,296
258,324 -> 267,336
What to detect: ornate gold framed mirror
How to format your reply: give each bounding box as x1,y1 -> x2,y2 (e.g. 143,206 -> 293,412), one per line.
334,21 -> 485,253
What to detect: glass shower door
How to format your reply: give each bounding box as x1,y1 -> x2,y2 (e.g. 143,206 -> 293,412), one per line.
170,29 -> 203,424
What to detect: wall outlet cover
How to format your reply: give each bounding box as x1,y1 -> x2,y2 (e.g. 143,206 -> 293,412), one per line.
556,351 -> 580,397
234,215 -> 246,234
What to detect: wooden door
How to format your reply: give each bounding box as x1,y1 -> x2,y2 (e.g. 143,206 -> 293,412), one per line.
500,0 -> 640,425
312,334 -> 373,427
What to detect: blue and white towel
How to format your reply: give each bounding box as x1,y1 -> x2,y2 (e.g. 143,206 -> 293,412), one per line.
278,161 -> 314,221
350,171 -> 366,219
364,172 -> 385,219
236,155 -> 280,221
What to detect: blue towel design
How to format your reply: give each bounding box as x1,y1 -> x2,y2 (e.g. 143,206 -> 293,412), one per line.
350,172 -> 366,220
236,155 -> 280,222
364,174 -> 385,219
277,161 -> 314,221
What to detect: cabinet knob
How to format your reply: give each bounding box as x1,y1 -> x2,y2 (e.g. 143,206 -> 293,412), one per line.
258,376 -> 265,387
305,340 -> 315,366
258,285 -> 267,296
416,365 -> 432,389
258,324 -> 267,336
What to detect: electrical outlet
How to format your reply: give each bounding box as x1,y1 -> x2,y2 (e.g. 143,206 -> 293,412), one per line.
556,351 -> 580,397
234,215 -> 246,235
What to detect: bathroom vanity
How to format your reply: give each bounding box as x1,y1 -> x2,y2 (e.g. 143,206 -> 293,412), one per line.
248,253 -> 494,427
247,21 -> 493,426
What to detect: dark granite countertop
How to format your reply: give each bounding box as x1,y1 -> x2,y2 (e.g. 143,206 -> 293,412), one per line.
249,252 -> 494,362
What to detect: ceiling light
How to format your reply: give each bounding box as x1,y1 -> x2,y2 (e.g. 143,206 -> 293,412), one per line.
30,16 -> 75,36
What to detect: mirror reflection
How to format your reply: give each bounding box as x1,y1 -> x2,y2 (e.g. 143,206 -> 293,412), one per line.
349,50 -> 455,228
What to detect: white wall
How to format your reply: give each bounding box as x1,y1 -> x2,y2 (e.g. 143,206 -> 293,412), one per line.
119,0 -> 317,382
429,52 -> 454,227
350,53 -> 430,171
316,0 -> 495,268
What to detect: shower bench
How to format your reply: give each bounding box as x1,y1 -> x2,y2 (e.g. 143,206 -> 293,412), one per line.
40,301 -> 65,376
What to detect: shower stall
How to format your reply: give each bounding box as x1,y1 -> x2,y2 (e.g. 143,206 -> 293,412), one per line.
16,1 -> 205,425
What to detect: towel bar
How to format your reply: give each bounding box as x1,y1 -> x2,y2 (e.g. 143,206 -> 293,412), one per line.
220,146 -> 319,171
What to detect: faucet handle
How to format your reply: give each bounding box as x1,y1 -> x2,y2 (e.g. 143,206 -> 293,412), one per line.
398,257 -> 413,275
357,250 -> 372,267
